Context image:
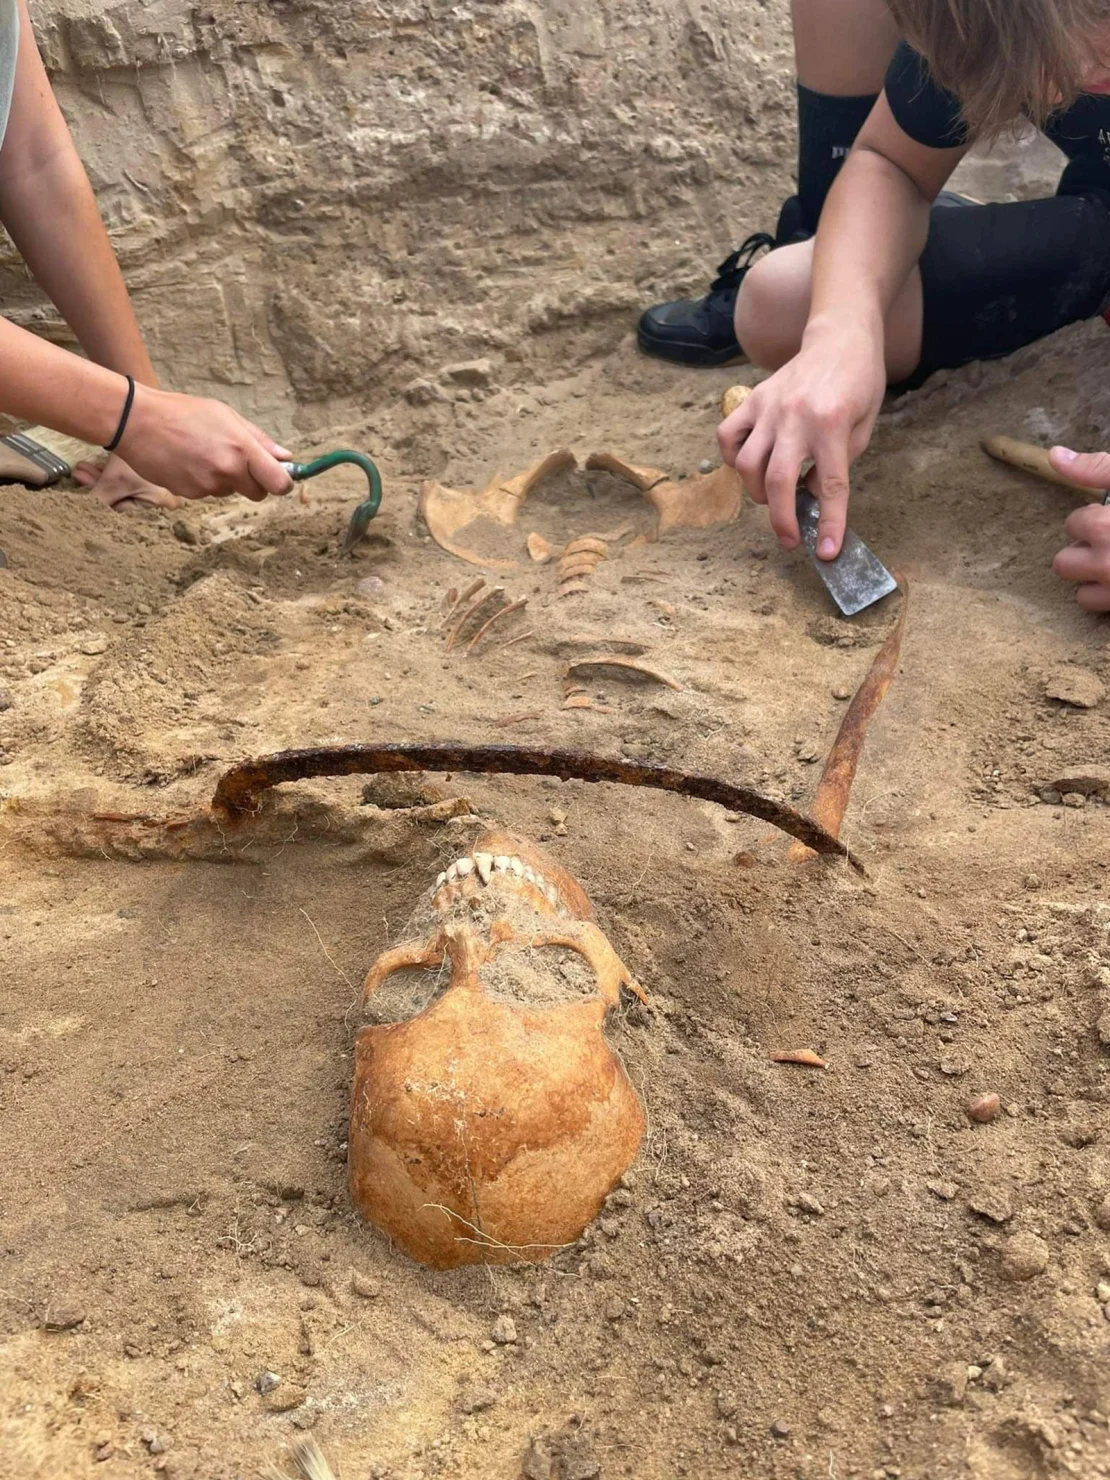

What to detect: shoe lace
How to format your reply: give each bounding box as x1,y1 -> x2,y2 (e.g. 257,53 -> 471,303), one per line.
708,232 -> 775,296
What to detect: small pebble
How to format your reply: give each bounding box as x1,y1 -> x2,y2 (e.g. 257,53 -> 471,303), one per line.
79,636 -> 108,656
255,1371 -> 281,1395
1095,1195 -> 1110,1231
832,687 -> 852,701
0,688 -> 12,711
171,520 -> 199,546
770,1419 -> 791,1439
967,1093 -> 1001,1124
699,458 -> 715,474
264,1385 -> 307,1414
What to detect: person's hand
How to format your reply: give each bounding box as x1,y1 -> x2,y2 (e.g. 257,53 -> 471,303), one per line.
1048,447 -> 1110,611
717,320 -> 886,559
116,384 -> 294,503
72,451 -> 185,513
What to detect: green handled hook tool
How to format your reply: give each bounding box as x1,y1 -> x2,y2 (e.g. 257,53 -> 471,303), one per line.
279,450 -> 383,557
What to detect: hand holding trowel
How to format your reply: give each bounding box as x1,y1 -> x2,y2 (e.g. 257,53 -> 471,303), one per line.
721,385 -> 896,616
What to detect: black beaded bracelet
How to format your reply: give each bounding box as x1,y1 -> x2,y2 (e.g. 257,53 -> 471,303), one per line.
104,375 -> 136,453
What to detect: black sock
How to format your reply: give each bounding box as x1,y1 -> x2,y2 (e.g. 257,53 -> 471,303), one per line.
796,84 -> 878,233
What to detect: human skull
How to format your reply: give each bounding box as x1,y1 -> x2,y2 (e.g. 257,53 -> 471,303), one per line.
348,830 -> 645,1268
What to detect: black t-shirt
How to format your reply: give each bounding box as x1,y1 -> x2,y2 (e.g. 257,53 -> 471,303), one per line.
885,40 -> 1110,200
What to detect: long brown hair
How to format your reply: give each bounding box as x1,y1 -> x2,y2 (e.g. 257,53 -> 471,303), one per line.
886,0 -> 1110,135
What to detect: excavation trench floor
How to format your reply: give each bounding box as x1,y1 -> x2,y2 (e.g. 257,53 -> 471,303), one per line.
2,325 -> 1110,1480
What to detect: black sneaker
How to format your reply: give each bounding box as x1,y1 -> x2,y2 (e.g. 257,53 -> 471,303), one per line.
637,231 -> 775,367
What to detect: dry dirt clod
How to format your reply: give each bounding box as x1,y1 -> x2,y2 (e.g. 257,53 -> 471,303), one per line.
1095,1195 -> 1110,1231
171,519 -> 199,546
492,1315 -> 518,1345
967,1188 -> 1013,1224
1000,1232 -> 1050,1282
43,1302 -> 86,1332
0,688 -> 12,711
351,1270 -> 382,1299
967,1093 -> 1002,1123
929,1364 -> 968,1408
1044,666 -> 1106,709
264,1385 -> 308,1414
1096,1011 -> 1110,1048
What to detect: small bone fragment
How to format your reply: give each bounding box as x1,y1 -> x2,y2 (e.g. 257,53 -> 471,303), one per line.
559,555 -> 604,581
788,581 -> 909,862
564,693 -> 612,712
493,711 -> 543,728
721,384 -> 754,418
474,853 -> 494,883
769,1049 -> 827,1068
456,856 -> 474,876
980,435 -> 1093,493
445,586 -> 505,652
466,598 -> 528,655
494,629 -> 534,653
564,537 -> 608,559
584,452 -> 669,492
442,577 -> 486,628
566,656 -> 682,691
527,533 -> 556,563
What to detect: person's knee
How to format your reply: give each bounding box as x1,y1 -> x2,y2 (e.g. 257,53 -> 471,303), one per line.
734,247 -> 812,370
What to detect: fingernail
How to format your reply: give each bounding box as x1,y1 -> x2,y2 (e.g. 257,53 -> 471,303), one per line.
1054,447 -> 1077,463
818,536 -> 837,559
274,444 -> 293,459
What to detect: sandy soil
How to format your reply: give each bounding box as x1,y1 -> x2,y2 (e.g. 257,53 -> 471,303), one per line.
2,293 -> 1110,1480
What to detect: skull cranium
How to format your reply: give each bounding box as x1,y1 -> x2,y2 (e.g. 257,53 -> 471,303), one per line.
348,831 -> 645,1267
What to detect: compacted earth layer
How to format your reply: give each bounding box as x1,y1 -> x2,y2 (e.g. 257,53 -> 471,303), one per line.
2,2 -> 1110,1477
2,322 -> 1110,1480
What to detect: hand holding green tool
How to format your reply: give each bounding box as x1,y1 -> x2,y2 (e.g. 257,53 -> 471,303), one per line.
279,450 -> 383,556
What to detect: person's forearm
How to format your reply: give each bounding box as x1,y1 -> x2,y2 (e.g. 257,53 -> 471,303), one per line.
0,0 -> 157,388
805,147 -> 931,343
0,147 -> 158,387
0,314 -> 128,441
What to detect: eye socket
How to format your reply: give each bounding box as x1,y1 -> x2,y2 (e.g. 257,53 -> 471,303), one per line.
480,942 -> 599,1006
363,957 -> 452,1024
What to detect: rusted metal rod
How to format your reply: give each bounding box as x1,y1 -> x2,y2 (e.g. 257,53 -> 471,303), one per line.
211,743 -> 864,870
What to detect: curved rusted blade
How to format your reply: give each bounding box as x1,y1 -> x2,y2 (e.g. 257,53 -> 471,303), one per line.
211,743 -> 864,871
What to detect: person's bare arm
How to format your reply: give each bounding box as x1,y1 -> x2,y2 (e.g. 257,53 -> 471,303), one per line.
718,95 -> 968,557
0,0 -> 157,385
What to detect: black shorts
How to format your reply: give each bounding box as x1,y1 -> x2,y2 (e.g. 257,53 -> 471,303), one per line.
898,189 -> 1110,391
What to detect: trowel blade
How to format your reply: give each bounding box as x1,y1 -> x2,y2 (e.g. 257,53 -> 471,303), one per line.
795,489 -> 897,617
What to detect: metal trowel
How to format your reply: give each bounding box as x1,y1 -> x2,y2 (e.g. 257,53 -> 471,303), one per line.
719,386 -> 896,617
795,487 -> 897,617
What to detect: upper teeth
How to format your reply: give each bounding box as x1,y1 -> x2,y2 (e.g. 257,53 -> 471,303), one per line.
431,852 -> 564,912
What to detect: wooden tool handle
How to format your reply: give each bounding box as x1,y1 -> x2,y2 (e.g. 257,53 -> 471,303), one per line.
980,435 -> 1091,493
721,384 -> 753,418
